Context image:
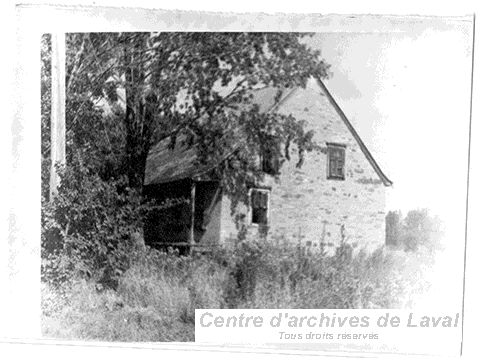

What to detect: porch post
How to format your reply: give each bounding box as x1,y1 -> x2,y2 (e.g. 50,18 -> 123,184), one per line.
189,181 -> 196,254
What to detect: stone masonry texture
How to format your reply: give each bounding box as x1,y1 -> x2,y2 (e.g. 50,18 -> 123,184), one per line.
219,79 -> 388,252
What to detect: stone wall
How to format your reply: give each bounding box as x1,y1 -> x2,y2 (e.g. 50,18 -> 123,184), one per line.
219,79 -> 388,252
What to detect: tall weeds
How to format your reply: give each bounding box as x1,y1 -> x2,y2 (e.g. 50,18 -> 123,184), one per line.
42,236 -> 427,342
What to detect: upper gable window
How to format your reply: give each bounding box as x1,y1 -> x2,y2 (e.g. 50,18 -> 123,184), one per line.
327,143 -> 346,180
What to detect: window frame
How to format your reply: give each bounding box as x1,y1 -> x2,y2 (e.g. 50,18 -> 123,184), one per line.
248,188 -> 271,226
261,149 -> 280,175
260,138 -> 281,175
326,142 -> 346,180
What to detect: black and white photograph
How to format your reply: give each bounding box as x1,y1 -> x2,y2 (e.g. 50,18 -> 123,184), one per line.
4,2 -> 478,359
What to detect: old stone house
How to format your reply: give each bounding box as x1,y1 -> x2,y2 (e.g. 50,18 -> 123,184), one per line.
143,77 -> 392,253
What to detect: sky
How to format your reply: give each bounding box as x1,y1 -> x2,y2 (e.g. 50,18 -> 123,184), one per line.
302,17 -> 473,224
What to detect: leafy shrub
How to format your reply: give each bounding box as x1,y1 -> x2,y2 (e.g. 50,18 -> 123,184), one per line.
41,160 -> 145,287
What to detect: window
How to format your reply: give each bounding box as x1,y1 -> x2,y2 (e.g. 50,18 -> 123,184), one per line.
327,143 -> 346,180
250,189 -> 270,225
261,147 -> 280,175
260,137 -> 280,175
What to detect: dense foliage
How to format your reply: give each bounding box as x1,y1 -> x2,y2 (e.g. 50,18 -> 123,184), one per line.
42,33 -> 330,196
41,160 -> 145,287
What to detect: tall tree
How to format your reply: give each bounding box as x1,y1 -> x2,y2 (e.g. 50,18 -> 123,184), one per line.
50,33 -> 330,201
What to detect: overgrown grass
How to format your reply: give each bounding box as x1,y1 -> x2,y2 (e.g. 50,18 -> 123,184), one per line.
41,237 -> 433,342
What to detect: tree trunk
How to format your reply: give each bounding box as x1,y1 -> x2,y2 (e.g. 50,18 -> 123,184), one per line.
124,98 -> 154,192
122,35 -> 156,193
125,136 -> 148,190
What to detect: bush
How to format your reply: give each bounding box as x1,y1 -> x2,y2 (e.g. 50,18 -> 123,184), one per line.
41,161 -> 145,287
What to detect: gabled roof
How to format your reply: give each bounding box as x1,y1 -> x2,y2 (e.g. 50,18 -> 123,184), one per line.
144,80 -> 392,187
